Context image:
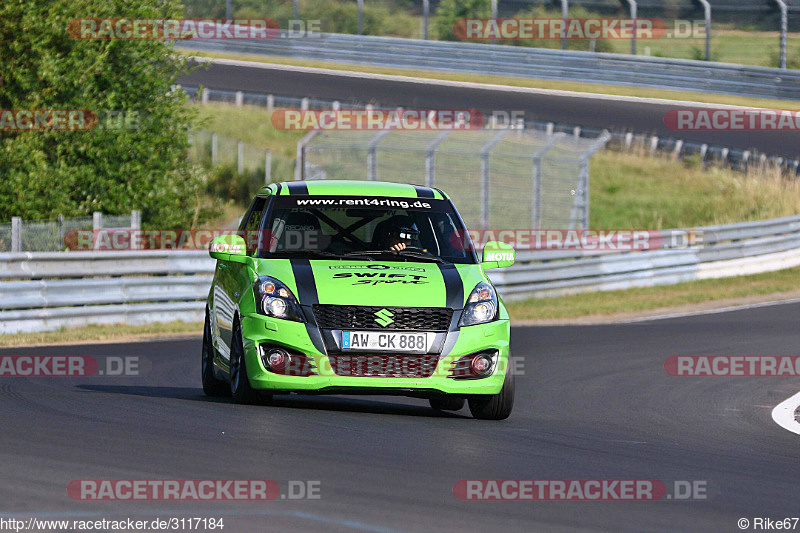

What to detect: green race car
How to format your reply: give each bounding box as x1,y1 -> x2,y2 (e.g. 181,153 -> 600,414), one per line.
202,180 -> 516,420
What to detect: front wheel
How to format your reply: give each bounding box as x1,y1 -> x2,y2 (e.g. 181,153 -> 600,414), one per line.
468,371 -> 514,420
230,317 -> 270,405
202,307 -> 228,397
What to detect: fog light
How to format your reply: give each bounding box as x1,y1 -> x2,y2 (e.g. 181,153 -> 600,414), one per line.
266,349 -> 287,371
469,354 -> 493,377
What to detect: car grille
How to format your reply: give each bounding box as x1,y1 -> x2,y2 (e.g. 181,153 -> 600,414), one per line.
328,354 -> 440,378
312,305 -> 453,331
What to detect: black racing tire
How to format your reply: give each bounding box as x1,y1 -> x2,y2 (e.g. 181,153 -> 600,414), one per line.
230,317 -> 270,405
429,397 -> 466,411
468,371 -> 515,420
202,307 -> 228,397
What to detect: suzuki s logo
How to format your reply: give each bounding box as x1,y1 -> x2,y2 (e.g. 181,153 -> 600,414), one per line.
374,309 -> 394,327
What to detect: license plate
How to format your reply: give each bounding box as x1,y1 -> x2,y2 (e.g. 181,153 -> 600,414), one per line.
341,331 -> 434,353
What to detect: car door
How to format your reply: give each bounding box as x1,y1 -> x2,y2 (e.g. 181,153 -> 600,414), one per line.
212,195 -> 268,364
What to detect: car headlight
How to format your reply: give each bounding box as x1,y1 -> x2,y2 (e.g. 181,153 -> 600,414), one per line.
459,282 -> 498,327
253,276 -> 304,322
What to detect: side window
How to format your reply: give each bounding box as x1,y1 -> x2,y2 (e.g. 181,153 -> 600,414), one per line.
239,196 -> 268,256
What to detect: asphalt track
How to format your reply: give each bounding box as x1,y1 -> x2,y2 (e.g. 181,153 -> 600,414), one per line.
178,60 -> 800,158
1,303 -> 799,532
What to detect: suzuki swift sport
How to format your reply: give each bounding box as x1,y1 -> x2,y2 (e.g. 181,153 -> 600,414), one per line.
202,180 -> 516,419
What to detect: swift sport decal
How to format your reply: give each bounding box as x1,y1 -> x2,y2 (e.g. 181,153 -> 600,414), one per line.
332,272 -> 429,286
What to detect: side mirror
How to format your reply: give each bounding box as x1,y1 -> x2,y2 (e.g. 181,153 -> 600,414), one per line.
481,241 -> 515,269
209,235 -> 247,263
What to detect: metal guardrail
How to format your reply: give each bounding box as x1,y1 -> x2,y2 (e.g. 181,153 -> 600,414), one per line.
3,214 -> 800,333
180,32 -> 800,100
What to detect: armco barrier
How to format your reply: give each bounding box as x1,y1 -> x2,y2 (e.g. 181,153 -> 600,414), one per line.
2,215 -> 800,333
180,32 -> 800,100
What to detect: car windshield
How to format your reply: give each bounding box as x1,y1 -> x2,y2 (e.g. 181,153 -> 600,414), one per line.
255,195 -> 477,264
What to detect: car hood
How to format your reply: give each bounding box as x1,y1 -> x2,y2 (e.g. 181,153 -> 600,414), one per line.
254,259 -> 486,309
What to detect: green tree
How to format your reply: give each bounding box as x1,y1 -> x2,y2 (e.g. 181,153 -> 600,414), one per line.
435,0 -> 491,41
0,0 -> 213,228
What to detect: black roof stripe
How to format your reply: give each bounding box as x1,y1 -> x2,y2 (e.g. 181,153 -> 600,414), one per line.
287,182 -> 310,195
414,185 -> 435,198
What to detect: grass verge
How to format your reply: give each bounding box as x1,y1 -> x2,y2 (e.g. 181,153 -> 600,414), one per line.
506,267 -> 800,322
183,49 -> 800,110
0,321 -> 202,348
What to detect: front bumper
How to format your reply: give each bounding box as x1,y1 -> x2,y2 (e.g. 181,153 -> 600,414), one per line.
240,314 -> 510,396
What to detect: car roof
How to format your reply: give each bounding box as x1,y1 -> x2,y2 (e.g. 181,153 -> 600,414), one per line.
260,180 -> 448,200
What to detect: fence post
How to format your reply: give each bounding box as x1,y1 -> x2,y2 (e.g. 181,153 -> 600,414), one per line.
235,91 -> 243,107
93,212 -> 103,231
625,0 -> 637,55
490,0 -> 497,44
569,132 -> 611,229
131,210 -> 141,250
673,139 -> 683,159
211,132 -> 218,165
698,0 -> 711,61
11,216 -> 21,253
237,141 -> 244,175
267,94 -> 274,112
480,130 -> 512,229
293,0 -> 299,31
422,0 -> 429,40
367,130 -> 392,181
57,214 -> 65,249
532,133 -> 566,230
265,150 -> 272,183
301,97 -> 309,111
201,88 -> 209,105
425,130 -> 451,187
357,0 -> 364,35
775,0 -> 788,69
561,0 -> 568,50
295,131 -> 320,180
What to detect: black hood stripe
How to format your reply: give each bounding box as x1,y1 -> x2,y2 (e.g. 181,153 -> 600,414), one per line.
288,182 -> 310,195
290,259 -> 326,354
438,263 -> 464,310
290,259 -> 319,304
414,185 -> 435,198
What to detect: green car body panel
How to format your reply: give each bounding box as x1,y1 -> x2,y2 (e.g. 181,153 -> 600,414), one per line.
205,180 -> 514,402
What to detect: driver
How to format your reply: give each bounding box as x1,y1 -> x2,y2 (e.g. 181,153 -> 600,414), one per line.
372,215 -> 421,252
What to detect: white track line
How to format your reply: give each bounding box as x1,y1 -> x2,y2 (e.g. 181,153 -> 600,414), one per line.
188,55 -> 776,111
772,391 -> 800,435
616,297 -> 800,324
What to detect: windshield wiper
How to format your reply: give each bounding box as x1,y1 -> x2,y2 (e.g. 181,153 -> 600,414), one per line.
342,249 -> 447,264
270,250 -> 347,259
